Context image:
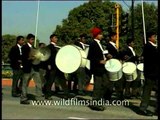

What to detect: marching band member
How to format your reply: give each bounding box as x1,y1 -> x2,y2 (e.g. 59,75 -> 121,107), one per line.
8,36 -> 25,97
105,32 -> 124,100
68,33 -> 90,95
44,34 -> 68,100
88,27 -> 112,111
122,38 -> 141,98
38,43 -> 47,89
137,32 -> 158,116
20,34 -> 43,104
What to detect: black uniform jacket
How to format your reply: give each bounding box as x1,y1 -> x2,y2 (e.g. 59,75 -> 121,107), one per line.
46,43 -> 58,70
122,46 -> 138,63
87,40 -> 106,76
8,45 -> 22,70
143,42 -> 158,80
21,43 -> 39,73
106,42 -> 121,59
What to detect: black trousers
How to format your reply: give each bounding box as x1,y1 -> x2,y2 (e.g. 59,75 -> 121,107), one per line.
140,77 -> 157,111
44,69 -> 68,97
125,78 -> 142,97
67,67 -> 90,92
12,69 -> 23,94
92,73 -> 113,106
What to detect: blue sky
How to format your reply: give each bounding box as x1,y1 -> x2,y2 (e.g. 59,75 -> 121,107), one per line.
2,0 -> 157,44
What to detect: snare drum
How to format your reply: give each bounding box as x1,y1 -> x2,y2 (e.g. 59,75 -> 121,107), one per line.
122,62 -> 137,81
55,45 -> 87,73
105,59 -> 123,81
137,63 -> 144,80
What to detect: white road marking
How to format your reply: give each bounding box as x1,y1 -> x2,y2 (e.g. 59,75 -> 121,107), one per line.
68,117 -> 88,119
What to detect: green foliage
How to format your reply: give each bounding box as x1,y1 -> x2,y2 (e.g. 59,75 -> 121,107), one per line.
2,34 -> 40,63
54,1 -> 157,56
2,70 -> 13,78
130,2 -> 157,55
54,1 -> 116,45
2,34 -> 17,63
2,2 -> 157,59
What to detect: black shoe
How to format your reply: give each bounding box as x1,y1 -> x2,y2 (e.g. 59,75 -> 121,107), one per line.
89,105 -> 105,111
137,110 -> 153,116
20,100 -> 30,105
12,93 -> 21,97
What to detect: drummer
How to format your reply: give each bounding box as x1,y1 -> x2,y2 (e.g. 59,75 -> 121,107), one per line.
87,27 -> 112,111
44,33 -> 69,100
122,38 -> 141,98
68,33 -> 90,95
105,32 -> 124,100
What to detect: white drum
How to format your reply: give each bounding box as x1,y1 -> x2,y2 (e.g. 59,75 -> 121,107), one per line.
85,47 -> 90,70
55,45 -> 87,73
122,62 -> 137,81
105,59 -> 123,81
85,59 -> 90,70
137,63 -> 144,80
85,47 -> 89,57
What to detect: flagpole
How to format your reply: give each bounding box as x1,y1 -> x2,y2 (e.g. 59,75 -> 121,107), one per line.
141,0 -> 146,44
34,0 -> 40,48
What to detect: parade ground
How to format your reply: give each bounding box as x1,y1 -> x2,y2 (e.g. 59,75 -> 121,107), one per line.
2,79 -> 158,119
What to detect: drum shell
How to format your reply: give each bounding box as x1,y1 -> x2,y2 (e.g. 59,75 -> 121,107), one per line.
122,62 -> 137,81
76,46 -> 87,68
85,59 -> 90,70
105,59 -> 123,81
107,69 -> 123,81
55,45 -> 87,73
137,63 -> 144,80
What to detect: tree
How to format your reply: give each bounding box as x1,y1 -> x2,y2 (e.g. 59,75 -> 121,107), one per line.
2,34 -> 17,63
54,1 -> 117,45
130,2 -> 158,55
2,34 -> 40,63
54,1 -> 157,56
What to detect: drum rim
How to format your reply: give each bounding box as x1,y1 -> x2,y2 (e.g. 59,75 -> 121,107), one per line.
137,63 -> 144,71
55,45 -> 83,73
122,62 -> 136,74
105,58 -> 122,72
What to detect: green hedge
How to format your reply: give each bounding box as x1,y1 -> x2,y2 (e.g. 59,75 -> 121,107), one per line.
2,70 -> 13,78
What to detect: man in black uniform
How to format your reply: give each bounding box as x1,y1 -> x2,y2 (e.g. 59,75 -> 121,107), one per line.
68,34 -> 90,95
122,38 -> 141,98
137,32 -> 158,116
8,36 -> 24,97
20,34 -> 43,104
88,27 -> 112,111
105,32 -> 124,100
44,34 -> 68,100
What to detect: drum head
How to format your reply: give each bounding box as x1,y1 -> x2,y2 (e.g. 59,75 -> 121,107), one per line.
55,45 -> 82,73
105,59 -> 122,81
137,63 -> 144,71
122,62 -> 136,74
105,59 -> 122,72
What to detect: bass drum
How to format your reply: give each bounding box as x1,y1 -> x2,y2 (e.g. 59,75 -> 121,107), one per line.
122,62 -> 137,81
137,63 -> 144,80
55,45 -> 87,73
85,47 -> 90,70
105,59 -> 123,81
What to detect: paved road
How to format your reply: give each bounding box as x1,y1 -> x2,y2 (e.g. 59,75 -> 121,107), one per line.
2,86 -> 158,119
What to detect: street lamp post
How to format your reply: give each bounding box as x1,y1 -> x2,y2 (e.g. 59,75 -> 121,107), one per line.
131,0 -> 134,41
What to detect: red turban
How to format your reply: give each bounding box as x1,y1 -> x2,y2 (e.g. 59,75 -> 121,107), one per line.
91,27 -> 102,38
